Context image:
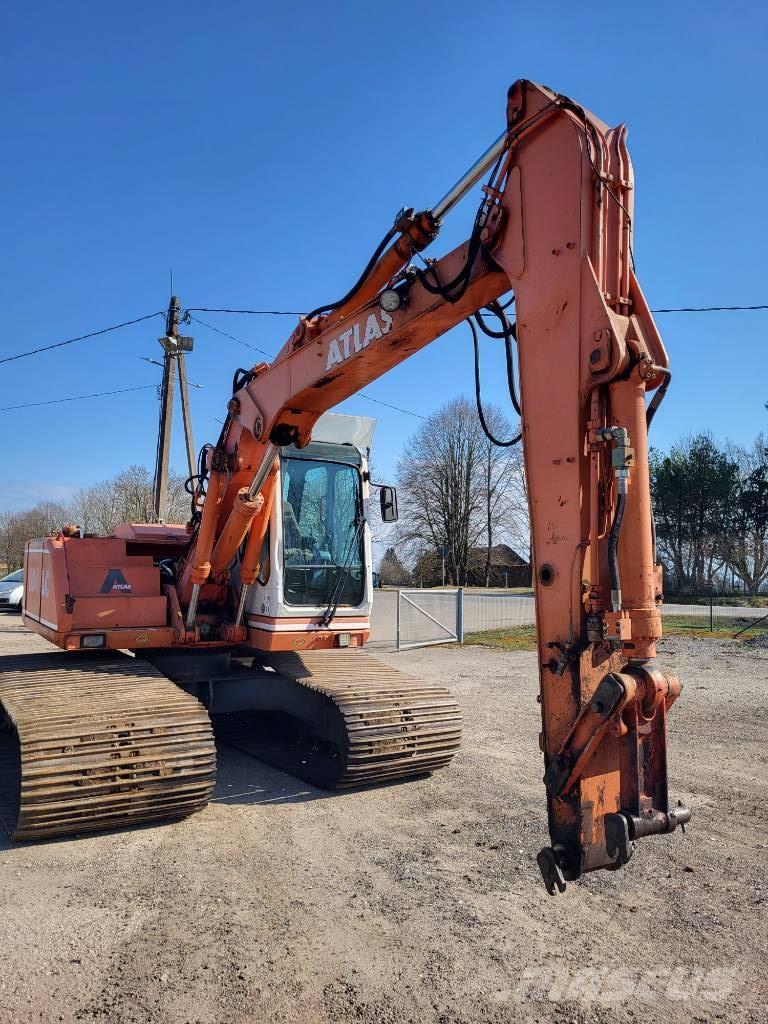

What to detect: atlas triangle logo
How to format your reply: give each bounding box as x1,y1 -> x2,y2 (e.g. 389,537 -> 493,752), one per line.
100,569 -> 132,594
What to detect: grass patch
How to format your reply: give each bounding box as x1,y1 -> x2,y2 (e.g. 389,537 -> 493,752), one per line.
663,614 -> 766,638
464,625 -> 538,651
464,616 -> 767,650
666,594 -> 768,609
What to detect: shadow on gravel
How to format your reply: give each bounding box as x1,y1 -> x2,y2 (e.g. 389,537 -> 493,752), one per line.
212,741 -> 328,806
212,714 -> 422,807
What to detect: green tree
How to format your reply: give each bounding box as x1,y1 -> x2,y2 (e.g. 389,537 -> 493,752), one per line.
378,546 -> 410,586
721,436 -> 768,594
650,434 -> 738,590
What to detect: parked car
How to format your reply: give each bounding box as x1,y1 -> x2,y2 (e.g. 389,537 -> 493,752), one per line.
0,569 -> 23,611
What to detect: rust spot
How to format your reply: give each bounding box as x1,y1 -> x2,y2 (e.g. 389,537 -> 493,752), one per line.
312,373 -> 341,389
546,521 -> 565,545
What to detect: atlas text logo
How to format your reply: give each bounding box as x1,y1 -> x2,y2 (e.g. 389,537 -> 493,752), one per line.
325,309 -> 393,372
100,569 -> 132,594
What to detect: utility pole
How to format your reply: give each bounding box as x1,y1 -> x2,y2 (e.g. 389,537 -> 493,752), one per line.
152,296 -> 195,522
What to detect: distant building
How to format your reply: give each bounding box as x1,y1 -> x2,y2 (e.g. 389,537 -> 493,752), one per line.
411,543 -> 531,588
466,543 -> 531,588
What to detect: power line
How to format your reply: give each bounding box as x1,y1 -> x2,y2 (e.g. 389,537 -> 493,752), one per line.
5,299 -> 765,420
0,384 -> 156,412
187,302 -> 768,317
188,315 -> 423,419
0,311 -> 164,365
356,394 -> 426,419
185,307 -> 304,316
187,315 -> 273,358
4,300 -> 766,370
650,304 -> 768,313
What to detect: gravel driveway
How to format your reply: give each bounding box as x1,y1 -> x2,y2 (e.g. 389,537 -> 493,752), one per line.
0,613 -> 766,1023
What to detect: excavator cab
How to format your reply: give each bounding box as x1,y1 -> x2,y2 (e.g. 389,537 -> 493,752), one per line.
244,414 -> 376,651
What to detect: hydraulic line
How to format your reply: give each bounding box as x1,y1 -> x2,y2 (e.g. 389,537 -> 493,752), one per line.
468,317 -> 522,447
608,491 -> 627,612
645,367 -> 671,564
416,212 -> 484,303
306,226 -> 398,320
475,305 -> 513,339
474,301 -> 521,416
646,367 -> 671,428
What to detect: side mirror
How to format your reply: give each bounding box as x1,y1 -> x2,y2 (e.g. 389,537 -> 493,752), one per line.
379,485 -> 399,523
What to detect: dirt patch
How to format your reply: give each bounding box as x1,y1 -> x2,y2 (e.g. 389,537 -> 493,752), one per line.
0,613 -> 766,1023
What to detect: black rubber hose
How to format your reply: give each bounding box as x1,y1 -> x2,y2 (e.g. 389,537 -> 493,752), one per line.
469,317 -> 522,447
475,305 -> 513,339
651,499 -> 658,565
474,301 -> 521,416
415,202 -> 486,303
306,225 -> 398,320
646,368 -> 671,565
608,491 -> 627,608
646,368 -> 671,428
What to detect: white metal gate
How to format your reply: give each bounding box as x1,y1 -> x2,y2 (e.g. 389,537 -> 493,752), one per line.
396,589 -> 464,650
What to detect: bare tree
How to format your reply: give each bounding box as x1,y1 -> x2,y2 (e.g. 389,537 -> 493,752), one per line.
395,397 -> 527,585
70,466 -> 191,534
477,405 -> 524,585
0,512 -> 24,572
0,503 -> 68,572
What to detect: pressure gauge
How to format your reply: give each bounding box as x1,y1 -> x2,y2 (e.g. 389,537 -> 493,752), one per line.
378,288 -> 403,313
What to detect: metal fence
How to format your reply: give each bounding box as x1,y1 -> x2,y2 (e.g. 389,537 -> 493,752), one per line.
395,589 -> 462,650
661,594 -> 768,637
368,588 -> 768,651
369,590 -> 535,650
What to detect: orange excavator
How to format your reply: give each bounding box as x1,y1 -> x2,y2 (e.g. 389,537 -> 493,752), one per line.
3,79 -> 689,892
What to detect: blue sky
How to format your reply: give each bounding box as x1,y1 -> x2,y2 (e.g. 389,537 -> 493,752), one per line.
2,1 -> 766,512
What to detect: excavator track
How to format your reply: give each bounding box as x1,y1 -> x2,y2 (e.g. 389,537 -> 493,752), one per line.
218,650 -> 462,788
0,652 -> 215,841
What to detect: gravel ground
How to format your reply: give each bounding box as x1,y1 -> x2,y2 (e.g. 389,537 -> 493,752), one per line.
0,612 -> 766,1023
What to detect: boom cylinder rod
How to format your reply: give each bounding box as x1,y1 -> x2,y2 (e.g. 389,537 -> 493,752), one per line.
185,584 -> 200,630
227,447 -> 279,629
432,131 -> 507,221
248,443 -> 278,498
235,460 -> 279,628
234,583 -> 250,627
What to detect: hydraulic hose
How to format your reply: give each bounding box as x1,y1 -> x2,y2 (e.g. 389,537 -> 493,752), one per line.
608,491 -> 627,612
306,226 -> 398,320
645,367 -> 670,566
474,301 -> 521,416
468,317 -> 521,447
646,367 -> 671,429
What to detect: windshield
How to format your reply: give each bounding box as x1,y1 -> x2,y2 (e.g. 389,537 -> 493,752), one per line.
282,457 -> 364,607
1,570 -> 23,583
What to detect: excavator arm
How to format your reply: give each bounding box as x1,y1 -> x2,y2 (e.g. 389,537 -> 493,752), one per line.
175,79 -> 690,890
